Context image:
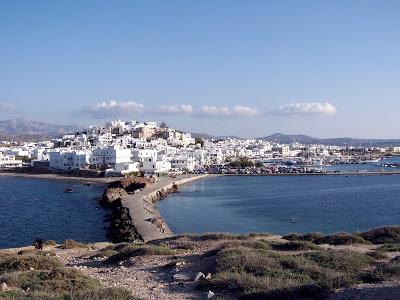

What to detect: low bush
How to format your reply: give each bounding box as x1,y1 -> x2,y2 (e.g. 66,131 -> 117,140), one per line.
90,248 -> 119,259
272,241 -> 320,251
202,246 -> 376,299
0,287 -> 139,300
217,240 -> 272,251
303,250 -> 373,273
0,253 -> 63,275
361,226 -> 400,244
316,233 -> 369,245
3,268 -> 100,293
44,240 -> 57,246
378,243 -> 400,252
105,243 -> 176,263
60,239 -> 88,249
67,287 -> 139,300
195,233 -> 251,241
366,251 -> 389,259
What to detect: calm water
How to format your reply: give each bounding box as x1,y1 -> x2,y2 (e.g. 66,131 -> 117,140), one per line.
159,175 -> 400,235
0,177 -> 109,249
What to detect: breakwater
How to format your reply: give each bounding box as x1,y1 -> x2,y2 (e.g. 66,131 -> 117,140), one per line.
101,175 -> 210,243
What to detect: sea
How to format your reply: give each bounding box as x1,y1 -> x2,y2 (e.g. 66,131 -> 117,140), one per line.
0,177 -> 109,249
159,173 -> 400,235
2,157 -> 400,248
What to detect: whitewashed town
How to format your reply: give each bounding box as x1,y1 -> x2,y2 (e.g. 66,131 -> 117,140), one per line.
1,119 -> 400,175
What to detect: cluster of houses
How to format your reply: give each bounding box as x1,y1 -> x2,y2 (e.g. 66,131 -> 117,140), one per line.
1,119 -> 400,175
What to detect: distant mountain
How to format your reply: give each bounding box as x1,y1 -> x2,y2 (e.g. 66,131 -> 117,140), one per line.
191,132 -> 243,140
259,133 -> 400,147
0,118 -> 82,138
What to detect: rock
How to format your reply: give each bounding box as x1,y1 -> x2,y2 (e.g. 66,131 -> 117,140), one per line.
175,261 -> 185,267
206,290 -> 215,299
100,188 -> 128,205
205,273 -> 212,280
1,282 -> 7,291
194,272 -> 205,282
173,273 -> 191,282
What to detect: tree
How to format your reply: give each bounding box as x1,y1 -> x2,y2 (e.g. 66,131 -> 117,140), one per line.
195,137 -> 204,147
229,157 -> 254,168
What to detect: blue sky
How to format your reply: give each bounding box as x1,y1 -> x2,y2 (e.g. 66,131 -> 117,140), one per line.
1,1 -> 400,138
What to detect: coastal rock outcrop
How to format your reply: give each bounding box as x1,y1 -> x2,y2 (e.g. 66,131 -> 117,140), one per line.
100,188 -> 128,205
108,177 -> 153,193
109,204 -> 142,243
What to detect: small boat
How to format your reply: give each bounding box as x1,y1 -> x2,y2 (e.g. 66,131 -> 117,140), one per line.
64,188 -> 73,193
290,217 -> 296,224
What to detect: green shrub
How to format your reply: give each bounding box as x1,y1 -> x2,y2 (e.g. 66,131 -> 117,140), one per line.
282,233 -> 302,241
67,287 -> 139,300
105,243 -> 176,263
303,250 -> 373,272
44,240 -> 57,246
203,247 -> 362,299
272,241 -> 320,251
378,243 -> 400,252
60,240 -> 88,249
315,233 -> 369,245
0,253 -> 63,275
4,268 -> 100,293
366,251 -> 389,259
218,240 -> 272,251
196,233 -> 250,241
361,226 -> 400,244
90,247 -> 119,259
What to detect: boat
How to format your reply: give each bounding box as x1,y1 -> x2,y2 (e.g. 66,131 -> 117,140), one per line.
64,188 -> 73,193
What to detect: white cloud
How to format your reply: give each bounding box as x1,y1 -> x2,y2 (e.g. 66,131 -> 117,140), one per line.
82,100 -> 144,118
150,104 -> 193,115
274,102 -> 337,116
198,105 -> 260,118
0,102 -> 15,111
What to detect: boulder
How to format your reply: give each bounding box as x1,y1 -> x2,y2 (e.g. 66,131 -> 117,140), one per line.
173,273 -> 190,282
100,188 -> 128,205
194,272 -> 206,282
1,282 -> 7,291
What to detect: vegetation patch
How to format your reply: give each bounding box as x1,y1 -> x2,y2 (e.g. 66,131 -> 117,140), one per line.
4,268 -> 100,293
0,287 -> 139,300
60,239 -> 89,249
271,241 -> 321,251
283,232 -> 370,245
200,240 -> 383,299
105,243 -> 176,263
361,226 -> 400,244
44,240 -> 57,246
0,253 -> 63,275
378,243 -> 400,252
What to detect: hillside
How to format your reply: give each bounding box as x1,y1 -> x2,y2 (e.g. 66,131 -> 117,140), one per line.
1,228 -> 400,299
259,133 -> 400,147
0,118 -> 82,139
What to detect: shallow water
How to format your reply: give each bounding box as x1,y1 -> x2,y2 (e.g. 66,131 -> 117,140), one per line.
159,175 -> 400,235
0,177 -> 109,248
